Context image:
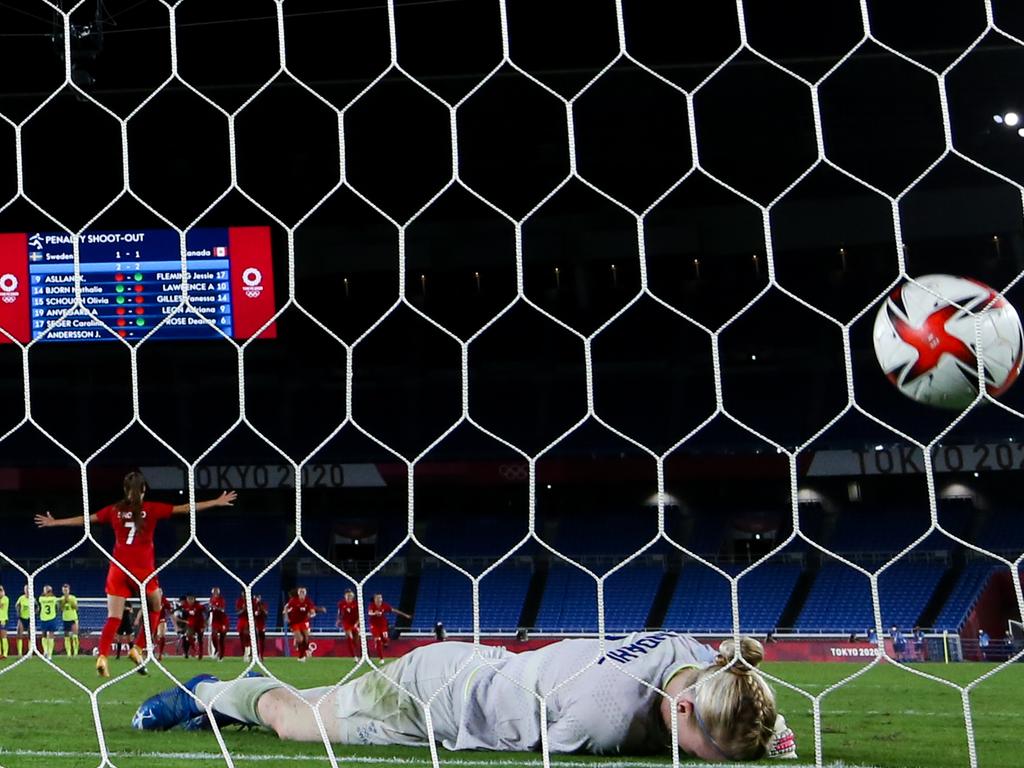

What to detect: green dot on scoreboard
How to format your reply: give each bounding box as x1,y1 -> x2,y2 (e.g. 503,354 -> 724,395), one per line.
136,318 -> 145,326
116,296 -> 125,304
115,285 -> 124,293
134,273 -> 143,281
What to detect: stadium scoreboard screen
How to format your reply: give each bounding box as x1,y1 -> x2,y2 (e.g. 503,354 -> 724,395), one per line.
0,226 -> 276,343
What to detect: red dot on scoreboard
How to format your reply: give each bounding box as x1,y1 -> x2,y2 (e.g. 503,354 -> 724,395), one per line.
117,319 -> 126,327
118,330 -> 127,338
134,284 -> 143,293
114,274 -> 124,281
116,308 -> 125,316
135,296 -> 144,304
135,307 -> 144,315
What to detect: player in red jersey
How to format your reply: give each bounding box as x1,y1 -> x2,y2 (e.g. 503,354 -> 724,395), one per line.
236,592 -> 270,660
367,592 -> 411,660
208,587 -> 229,661
284,587 -> 324,661
35,471 -> 236,677
156,595 -> 173,660
336,588 -> 361,658
235,593 -> 251,660
253,593 -> 269,659
179,594 -> 205,659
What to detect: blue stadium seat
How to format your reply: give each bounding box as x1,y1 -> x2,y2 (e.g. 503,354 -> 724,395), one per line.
480,566 -> 533,632
409,564 -> 534,633
829,507 -> 933,555
934,561 -> 998,631
974,509 -> 1024,555
795,562 -> 946,633
737,564 -> 802,633
663,565 -> 732,633
417,517 -> 526,558
534,564 -> 662,633
412,566 -> 473,632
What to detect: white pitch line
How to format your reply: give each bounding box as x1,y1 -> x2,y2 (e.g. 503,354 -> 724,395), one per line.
0,698 -> 77,705
824,708 -> 1024,718
0,750 -> 849,768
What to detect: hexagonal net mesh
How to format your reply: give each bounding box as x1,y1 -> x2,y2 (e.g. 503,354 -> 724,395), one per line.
0,1 -> 1023,768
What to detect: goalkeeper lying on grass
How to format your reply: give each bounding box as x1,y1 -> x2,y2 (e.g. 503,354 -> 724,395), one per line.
133,632 -> 796,761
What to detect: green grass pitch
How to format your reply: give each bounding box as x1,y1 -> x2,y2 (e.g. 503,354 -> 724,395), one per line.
0,654 -> 1020,768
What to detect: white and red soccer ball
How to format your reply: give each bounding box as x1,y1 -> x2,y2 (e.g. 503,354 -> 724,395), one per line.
872,274 -> 1023,409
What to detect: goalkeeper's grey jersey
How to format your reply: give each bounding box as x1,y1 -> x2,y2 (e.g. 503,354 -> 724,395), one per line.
448,632 -> 718,754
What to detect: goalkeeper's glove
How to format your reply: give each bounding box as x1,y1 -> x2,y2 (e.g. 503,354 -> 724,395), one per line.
768,714 -> 797,759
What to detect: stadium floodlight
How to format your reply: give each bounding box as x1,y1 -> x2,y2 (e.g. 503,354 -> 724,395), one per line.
1018,128 -> 1024,138
1004,112 -> 1020,127
994,114 -> 1004,124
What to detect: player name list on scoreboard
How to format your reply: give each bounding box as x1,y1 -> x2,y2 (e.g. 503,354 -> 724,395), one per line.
0,227 -> 277,343
30,230 -> 232,341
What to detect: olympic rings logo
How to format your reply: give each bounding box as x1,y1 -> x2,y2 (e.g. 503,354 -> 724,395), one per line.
0,273 -> 19,303
498,463 -> 528,481
242,267 -> 264,298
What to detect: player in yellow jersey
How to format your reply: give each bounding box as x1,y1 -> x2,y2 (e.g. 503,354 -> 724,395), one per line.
14,586 -> 34,656
0,585 -> 9,658
61,584 -> 80,657
38,585 -> 60,660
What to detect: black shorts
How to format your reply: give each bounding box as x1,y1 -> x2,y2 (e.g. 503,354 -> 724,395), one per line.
118,620 -> 132,635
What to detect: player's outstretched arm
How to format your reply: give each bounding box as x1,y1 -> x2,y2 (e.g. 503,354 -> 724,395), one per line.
394,608 -> 412,620
34,511 -> 99,528
172,490 -> 237,515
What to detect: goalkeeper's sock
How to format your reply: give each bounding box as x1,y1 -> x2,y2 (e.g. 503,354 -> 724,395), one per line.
72,635 -> 79,655
43,637 -> 53,657
1,636 -> 7,656
194,677 -> 283,727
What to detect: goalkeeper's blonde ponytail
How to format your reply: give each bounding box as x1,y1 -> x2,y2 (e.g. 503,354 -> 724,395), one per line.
692,636 -> 776,760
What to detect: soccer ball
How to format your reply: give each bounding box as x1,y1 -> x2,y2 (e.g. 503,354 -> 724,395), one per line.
92,646 -> 99,656
872,274 -> 1023,409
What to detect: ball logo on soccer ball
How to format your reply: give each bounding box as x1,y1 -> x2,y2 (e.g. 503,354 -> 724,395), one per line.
873,274 -> 1024,409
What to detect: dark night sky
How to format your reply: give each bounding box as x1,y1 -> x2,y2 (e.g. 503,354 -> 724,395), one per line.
0,0 -> 1023,486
